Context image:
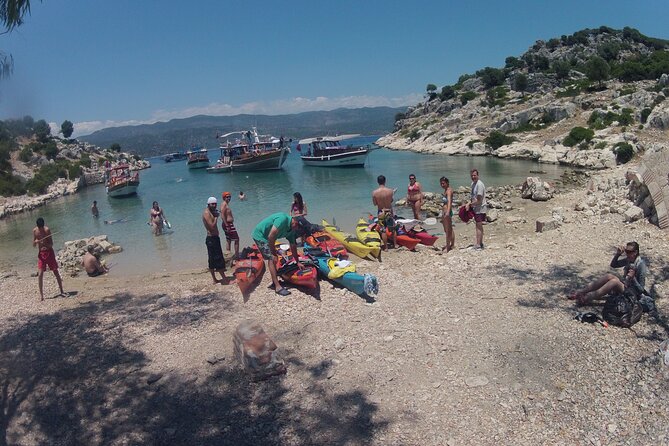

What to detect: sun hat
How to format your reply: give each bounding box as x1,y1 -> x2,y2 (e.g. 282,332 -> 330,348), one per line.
222,191 -> 231,198
207,197 -> 217,204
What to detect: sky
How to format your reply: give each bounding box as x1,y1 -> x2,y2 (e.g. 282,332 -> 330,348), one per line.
1,0 -> 669,137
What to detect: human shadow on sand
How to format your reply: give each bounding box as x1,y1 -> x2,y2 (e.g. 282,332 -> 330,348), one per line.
0,291 -> 388,445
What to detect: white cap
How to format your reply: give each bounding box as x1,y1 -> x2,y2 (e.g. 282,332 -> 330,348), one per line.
207,196 -> 217,204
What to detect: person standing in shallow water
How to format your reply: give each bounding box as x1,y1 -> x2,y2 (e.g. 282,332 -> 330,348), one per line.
289,192 -> 308,218
440,176 -> 455,252
238,191 -> 246,201
32,217 -> 65,300
91,201 -> 99,218
202,197 -> 234,285
149,201 -> 166,235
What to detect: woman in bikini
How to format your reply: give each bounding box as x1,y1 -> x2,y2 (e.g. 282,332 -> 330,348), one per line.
149,201 -> 165,236
406,174 -> 423,220
440,176 -> 455,252
290,192 -> 308,218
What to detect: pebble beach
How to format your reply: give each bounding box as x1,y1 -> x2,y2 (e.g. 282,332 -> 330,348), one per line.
1,163 -> 668,445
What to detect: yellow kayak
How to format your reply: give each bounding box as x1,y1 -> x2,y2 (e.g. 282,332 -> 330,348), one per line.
355,218 -> 382,255
322,219 -> 380,260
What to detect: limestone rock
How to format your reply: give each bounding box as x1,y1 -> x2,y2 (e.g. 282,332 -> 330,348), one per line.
233,321 -> 286,381
536,216 -> 561,233
521,177 -> 554,202
624,206 -> 644,223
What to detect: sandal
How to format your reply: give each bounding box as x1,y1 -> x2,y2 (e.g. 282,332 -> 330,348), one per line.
276,287 -> 291,297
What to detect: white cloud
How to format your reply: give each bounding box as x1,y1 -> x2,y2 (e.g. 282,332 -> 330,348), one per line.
73,94 -> 421,137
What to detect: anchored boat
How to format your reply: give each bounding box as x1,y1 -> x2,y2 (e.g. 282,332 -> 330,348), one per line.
215,127 -> 290,171
298,135 -> 374,167
106,164 -> 139,198
186,148 -> 210,169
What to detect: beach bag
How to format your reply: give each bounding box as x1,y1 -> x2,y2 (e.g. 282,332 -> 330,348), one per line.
458,206 -> 475,223
602,290 -> 643,328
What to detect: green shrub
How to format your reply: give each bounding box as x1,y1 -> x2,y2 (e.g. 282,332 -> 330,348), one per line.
563,126 -> 594,147
466,139 -> 481,148
25,162 -> 69,195
408,129 -> 420,141
618,86 -> 636,96
394,112 -> 406,122
439,85 -> 455,101
460,91 -> 477,105
484,131 -> 515,150
613,142 -> 634,164
67,162 -> 82,179
556,85 -> 581,98
476,67 -> 506,88
594,141 -> 607,150
0,171 -> 26,196
43,141 -> 58,160
80,153 -> 92,168
19,146 -> 33,162
588,109 -> 634,129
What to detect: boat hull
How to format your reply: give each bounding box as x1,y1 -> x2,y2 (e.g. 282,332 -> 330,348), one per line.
206,164 -> 232,173
301,149 -> 370,167
188,160 -> 210,169
275,252 -> 318,289
231,148 -> 289,171
107,180 -> 139,198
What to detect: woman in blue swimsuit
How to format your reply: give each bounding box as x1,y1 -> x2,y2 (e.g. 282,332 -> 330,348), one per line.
440,176 -> 455,252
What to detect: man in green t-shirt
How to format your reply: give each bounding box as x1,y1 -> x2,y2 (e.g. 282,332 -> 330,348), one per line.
252,212 -> 306,296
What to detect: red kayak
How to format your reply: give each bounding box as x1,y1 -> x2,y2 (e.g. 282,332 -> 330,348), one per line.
386,229 -> 420,250
408,229 -> 439,246
305,231 -> 348,258
275,251 -> 319,289
234,246 -> 265,295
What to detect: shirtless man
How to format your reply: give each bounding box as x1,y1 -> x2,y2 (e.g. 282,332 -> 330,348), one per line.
32,217 -> 65,300
372,175 -> 397,250
202,197 -> 234,285
221,191 -> 240,259
82,246 -> 108,277
91,201 -> 99,218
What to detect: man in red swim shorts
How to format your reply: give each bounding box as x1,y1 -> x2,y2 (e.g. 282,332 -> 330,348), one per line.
32,217 -> 65,300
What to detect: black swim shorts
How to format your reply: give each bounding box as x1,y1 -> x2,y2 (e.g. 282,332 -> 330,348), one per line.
206,235 -> 226,270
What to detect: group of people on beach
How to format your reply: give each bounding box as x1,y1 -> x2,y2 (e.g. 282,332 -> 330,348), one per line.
371,168 -> 487,252
32,166 -> 655,314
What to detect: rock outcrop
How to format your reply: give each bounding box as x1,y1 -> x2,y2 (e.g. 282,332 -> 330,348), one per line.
56,235 -> 122,276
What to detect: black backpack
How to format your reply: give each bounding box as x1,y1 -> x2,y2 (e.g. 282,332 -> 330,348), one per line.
602,290 -> 643,328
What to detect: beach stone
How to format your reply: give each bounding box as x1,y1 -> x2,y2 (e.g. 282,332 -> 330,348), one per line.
486,209 -> 499,222
624,206 -> 644,223
157,296 -> 172,307
233,321 -> 286,381
536,216 -> 561,233
465,375 -> 489,387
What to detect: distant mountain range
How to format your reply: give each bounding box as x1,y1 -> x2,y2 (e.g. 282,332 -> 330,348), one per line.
80,107 -> 406,157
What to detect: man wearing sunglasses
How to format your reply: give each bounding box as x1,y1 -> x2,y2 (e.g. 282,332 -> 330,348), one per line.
570,241 -> 648,306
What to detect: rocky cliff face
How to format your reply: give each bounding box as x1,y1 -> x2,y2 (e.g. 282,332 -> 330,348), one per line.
379,28 -> 669,169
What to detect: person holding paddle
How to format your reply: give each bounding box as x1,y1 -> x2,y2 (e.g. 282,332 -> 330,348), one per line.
32,217 -> 65,300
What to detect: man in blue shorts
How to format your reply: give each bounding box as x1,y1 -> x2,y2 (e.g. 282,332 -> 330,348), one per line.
252,212 -> 306,296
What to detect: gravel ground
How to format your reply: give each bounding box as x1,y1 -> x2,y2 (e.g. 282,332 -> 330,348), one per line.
1,165 -> 668,445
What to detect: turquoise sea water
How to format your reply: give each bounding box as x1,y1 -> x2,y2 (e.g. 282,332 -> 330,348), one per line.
0,137 -> 573,275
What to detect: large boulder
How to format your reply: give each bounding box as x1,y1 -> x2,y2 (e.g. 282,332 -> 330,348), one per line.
647,103 -> 669,130
521,177 -> 554,202
233,321 -> 286,381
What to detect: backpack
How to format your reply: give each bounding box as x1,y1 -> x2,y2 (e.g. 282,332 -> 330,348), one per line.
602,290 -> 643,328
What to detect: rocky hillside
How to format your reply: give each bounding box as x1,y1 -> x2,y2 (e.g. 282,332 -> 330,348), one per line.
378,27 -> 669,169
0,118 -> 149,216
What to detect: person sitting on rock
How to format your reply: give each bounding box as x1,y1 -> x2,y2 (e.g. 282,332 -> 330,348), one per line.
82,246 -> 109,277
570,241 -> 648,306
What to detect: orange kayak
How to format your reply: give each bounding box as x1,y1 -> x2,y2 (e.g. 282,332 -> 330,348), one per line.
386,229 -> 420,250
275,251 -> 319,289
234,246 -> 265,295
305,231 -> 348,259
